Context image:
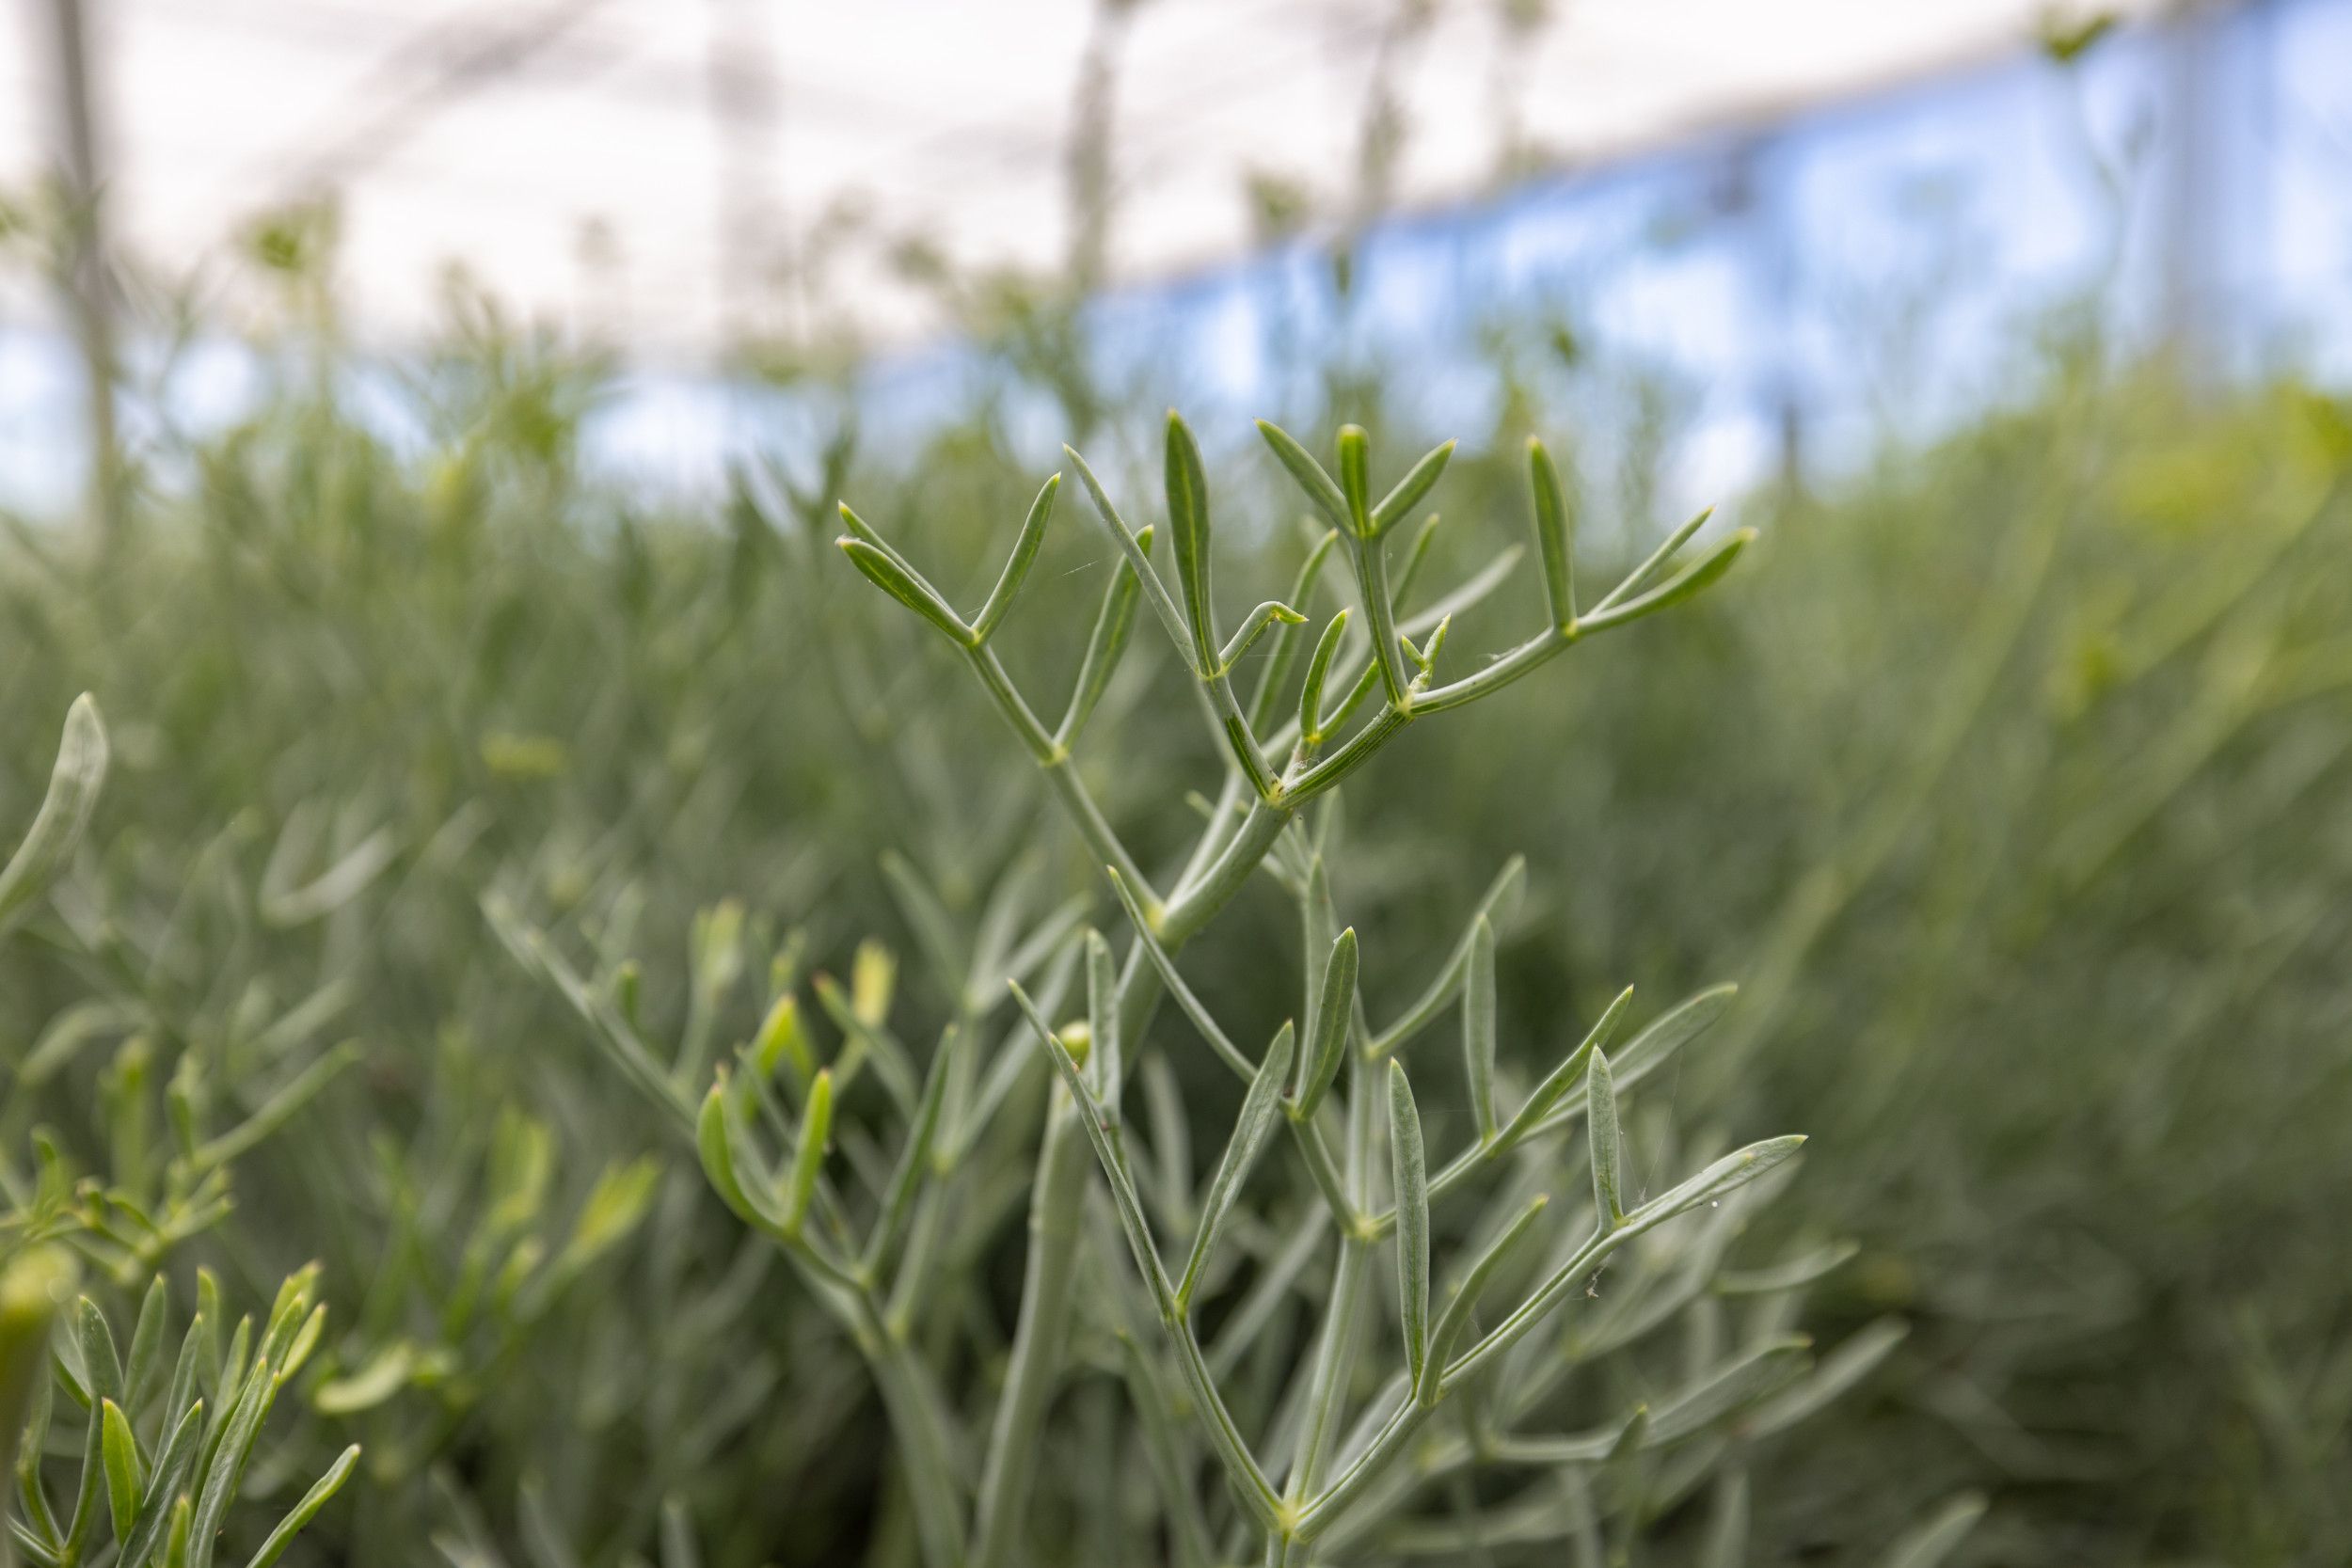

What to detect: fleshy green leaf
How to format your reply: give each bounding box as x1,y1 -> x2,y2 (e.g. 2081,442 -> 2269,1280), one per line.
99,1400 -> 139,1542
1614,983 -> 1737,1092
1597,506 -> 1713,612
1057,527 -> 1151,747
1370,441 -> 1454,538
1008,981 -> 1169,1306
1165,412 -> 1221,673
1625,1137 -> 1807,1233
238,1445 -> 359,1568
1176,1023 -> 1295,1312
1336,425 -> 1374,539
1463,915 -> 1497,1142
1297,610 -> 1350,743
1645,1335 -> 1810,1444
1294,927 -> 1356,1119
1582,528 -> 1753,635
972,473 -> 1060,643
1588,1047 -> 1623,1225
1217,601 -> 1307,674
120,1399 -> 202,1568
1254,420 -> 1350,535
1527,437 -> 1576,627
1423,1193 -> 1549,1401
783,1070 -> 834,1236
1066,445 -> 1198,675
838,537 -> 972,646
1499,986 -> 1632,1149
1388,1060 -> 1430,1388
0,694 -> 108,940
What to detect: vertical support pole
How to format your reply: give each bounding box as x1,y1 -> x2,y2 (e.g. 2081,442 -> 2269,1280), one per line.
705,0 -> 778,352
40,0 -> 122,548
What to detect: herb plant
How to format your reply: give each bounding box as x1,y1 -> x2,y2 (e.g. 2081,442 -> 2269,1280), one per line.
509,412 -> 1979,1565
0,700 -> 355,1568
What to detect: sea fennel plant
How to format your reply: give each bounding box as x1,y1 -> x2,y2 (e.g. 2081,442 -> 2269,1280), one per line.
506,413 -> 1965,1566
0,699 -> 358,1568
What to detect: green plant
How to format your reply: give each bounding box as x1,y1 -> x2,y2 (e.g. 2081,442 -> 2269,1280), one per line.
7,1259 -> 356,1568
9,218 -> 2344,1563
506,409 -> 1981,1565
0,699 -> 363,1568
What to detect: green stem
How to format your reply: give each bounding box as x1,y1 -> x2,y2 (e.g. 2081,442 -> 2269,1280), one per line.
970,643 -> 1162,915
1412,625 -> 1575,714
969,1094 -> 1091,1568
809,1272 -> 967,1568
1284,1237 -> 1373,1509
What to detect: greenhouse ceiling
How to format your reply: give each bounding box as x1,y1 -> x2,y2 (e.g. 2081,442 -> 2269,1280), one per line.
3,0 -> 2163,358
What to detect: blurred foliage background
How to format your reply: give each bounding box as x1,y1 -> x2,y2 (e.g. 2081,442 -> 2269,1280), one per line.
4,3 -> 2352,1565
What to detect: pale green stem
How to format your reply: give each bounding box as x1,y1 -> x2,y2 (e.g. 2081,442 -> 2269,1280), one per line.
1283,1237 -> 1373,1510
969,1094 -> 1091,1568
969,642 -> 1162,915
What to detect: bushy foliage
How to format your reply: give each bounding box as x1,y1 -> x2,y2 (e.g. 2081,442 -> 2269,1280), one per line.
0,324 -> 2344,1567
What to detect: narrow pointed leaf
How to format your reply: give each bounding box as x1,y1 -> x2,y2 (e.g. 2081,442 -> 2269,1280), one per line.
1254,420 -> 1350,535
1597,506 -> 1713,612
1336,425 -> 1374,538
1423,1193 -> 1549,1399
1581,529 -> 1754,635
1297,610 -> 1350,742
782,1070 -> 834,1236
100,1401 -> 138,1541
1463,915 -> 1497,1141
1498,986 -> 1632,1149
1371,440 -> 1455,537
834,499 -> 976,645
238,1444 -> 359,1568
1626,1137 -> 1807,1233
1748,1318 -> 1909,1436
694,1075 -> 787,1236
1295,927 -> 1356,1118
1527,437 -> 1577,626
972,473 -> 1059,643
1588,1047 -> 1623,1224
1066,445 -> 1198,674
1176,1023 -> 1295,1311
1164,412 -> 1221,673
123,1279 -> 167,1412
120,1400 -> 202,1568
865,1028 -> 957,1275
1388,1060 -> 1431,1387
1368,857 -> 1526,1058
162,1496 -> 191,1568
76,1299 -> 122,1407
1217,601 -> 1307,674
0,694 -> 108,939
1008,981 -> 1169,1307
1057,526 -> 1150,746
1645,1335 -> 1810,1444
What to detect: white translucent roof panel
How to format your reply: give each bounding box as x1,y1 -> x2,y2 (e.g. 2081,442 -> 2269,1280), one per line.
1,0 -> 2163,359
